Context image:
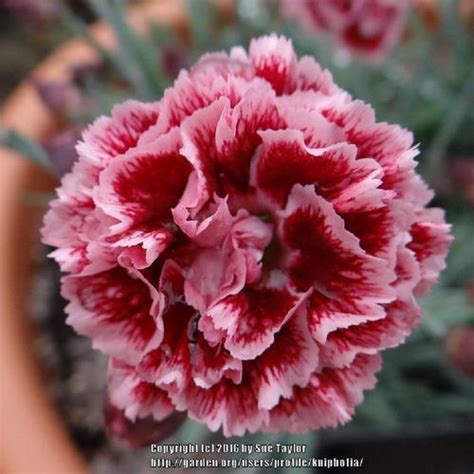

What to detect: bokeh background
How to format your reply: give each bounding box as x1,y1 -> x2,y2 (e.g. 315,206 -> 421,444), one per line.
0,1 -> 473,473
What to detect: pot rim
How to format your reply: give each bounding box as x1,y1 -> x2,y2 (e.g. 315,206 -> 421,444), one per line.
0,1 -> 194,471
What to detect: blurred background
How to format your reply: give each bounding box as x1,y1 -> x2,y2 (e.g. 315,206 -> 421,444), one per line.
0,1 -> 473,473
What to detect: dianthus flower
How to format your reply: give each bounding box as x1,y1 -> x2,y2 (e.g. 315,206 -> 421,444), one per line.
281,0 -> 412,60
42,34 -> 451,437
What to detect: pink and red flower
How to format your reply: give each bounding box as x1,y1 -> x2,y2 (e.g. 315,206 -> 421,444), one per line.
42,34 -> 451,439
281,0 -> 413,60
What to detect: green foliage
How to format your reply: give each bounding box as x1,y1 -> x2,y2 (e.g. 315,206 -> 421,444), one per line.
420,287 -> 474,334
0,128 -> 51,169
87,0 -> 165,99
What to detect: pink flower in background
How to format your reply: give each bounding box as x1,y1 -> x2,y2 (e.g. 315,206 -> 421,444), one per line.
281,0 -> 412,60
445,326 -> 474,380
42,34 -> 451,439
1,0 -> 56,23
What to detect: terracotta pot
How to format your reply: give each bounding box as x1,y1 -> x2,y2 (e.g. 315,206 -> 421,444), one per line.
0,1 -> 195,471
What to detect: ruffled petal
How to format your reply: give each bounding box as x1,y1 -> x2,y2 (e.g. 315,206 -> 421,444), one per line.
342,202 -> 406,260
184,245 -> 247,313
111,225 -> 174,270
251,309 -> 319,410
248,34 -> 297,95
191,335 -> 243,389
41,161 -> 108,274
137,261 -> 194,391
95,129 -> 191,234
62,267 -> 163,365
203,283 -> 309,360
107,358 -> 175,422
172,99 -> 229,236
321,98 -> 419,199
173,194 -> 234,247
215,88 -> 286,190
264,353 -> 382,433
293,56 -> 338,95
77,100 -> 159,169
408,208 -> 453,296
308,292 -> 387,345
254,129 -> 386,210
279,184 -> 396,301
170,376 -> 267,437
318,300 -> 421,368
